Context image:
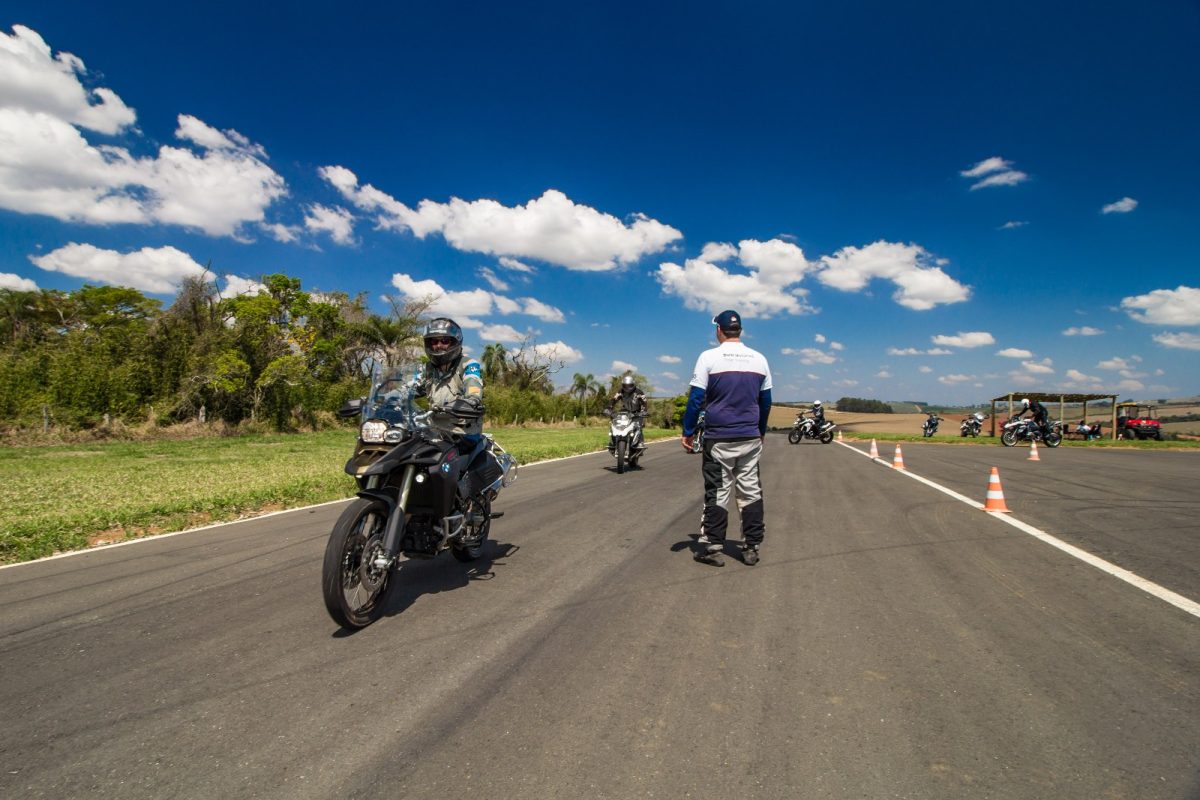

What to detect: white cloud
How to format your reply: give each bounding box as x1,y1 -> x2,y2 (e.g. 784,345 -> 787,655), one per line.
1063,326 -> 1104,336
389,272 -> 564,329
829,341 -> 844,351
960,156 -> 1029,190
661,371 -> 679,381
498,256 -> 535,274
1096,356 -> 1132,370
960,157 -> 1012,178
1101,197 -> 1138,214
30,243 -> 206,294
814,333 -> 826,343
520,297 -> 565,323
918,365 -> 933,374
1153,332 -> 1200,350
0,25 -> 136,135
1021,358 -> 1055,375
0,272 -> 38,291
931,331 -> 995,348
939,374 -> 974,384
261,222 -> 301,243
656,238 -> 815,319
875,370 -> 892,378
321,167 -> 680,271
479,323 -> 524,343
527,340 -> 583,366
996,348 -> 1032,358
611,360 -> 637,373
220,274 -> 266,298
304,204 -> 356,245
805,373 -> 820,381
971,171 -> 1029,190
887,347 -> 953,356
1121,286 -> 1200,326
817,241 -> 969,310
478,267 -> 508,291
782,347 -> 837,365
999,221 -> 1028,230
658,355 -> 681,364
1064,369 -> 1104,388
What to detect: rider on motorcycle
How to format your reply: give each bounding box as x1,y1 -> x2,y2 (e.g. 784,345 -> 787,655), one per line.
924,411 -> 944,432
417,317 -> 484,442
607,375 -> 648,416
810,400 -> 825,426
1016,397 -> 1050,439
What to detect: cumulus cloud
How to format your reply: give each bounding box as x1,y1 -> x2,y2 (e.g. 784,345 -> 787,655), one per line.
960,156 -> 1029,190
1096,356 -> 1136,370
656,238 -> 816,318
814,333 -> 826,343
478,267 -> 508,291
1021,358 -> 1055,375
1153,332 -> 1200,350
304,204 -> 356,245
0,272 -> 38,291
829,341 -> 844,351
498,256 -> 535,274
931,331 -> 995,348
321,167 -> 680,271
611,360 -> 637,373
875,370 -> 892,378
661,371 -> 680,381
999,221 -> 1028,230
918,365 -> 933,374
1101,197 -> 1138,214
658,355 -> 681,364
1120,285 -> 1200,326
887,347 -> 953,356
817,241 -> 969,310
1063,326 -> 1103,336
526,340 -> 583,366
939,374 -> 974,384
479,323 -> 524,343
220,274 -> 266,298
389,272 -> 565,329
782,347 -> 837,365
261,222 -> 301,243
29,243 -> 206,294
996,348 -> 1032,358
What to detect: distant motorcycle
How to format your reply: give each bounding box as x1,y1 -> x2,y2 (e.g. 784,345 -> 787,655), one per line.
922,414 -> 944,437
1001,416 -> 1062,448
788,413 -> 836,444
688,410 -> 706,454
960,412 -> 986,438
321,365 -> 517,630
607,409 -> 646,473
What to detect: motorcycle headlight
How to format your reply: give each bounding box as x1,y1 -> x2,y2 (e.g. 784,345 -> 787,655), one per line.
360,420 -> 388,443
383,428 -> 405,444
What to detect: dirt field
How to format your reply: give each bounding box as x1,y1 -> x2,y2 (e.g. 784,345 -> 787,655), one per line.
767,408 -> 970,435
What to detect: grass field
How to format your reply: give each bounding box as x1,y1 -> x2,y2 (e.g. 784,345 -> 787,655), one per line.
0,425 -> 679,564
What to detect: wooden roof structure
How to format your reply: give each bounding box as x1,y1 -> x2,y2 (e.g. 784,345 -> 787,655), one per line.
989,392 -> 1119,439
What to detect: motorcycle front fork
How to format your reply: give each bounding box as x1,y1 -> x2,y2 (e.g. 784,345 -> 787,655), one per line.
372,464 -> 417,569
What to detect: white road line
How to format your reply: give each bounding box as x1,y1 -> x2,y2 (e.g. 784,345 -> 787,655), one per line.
836,440 -> 1200,619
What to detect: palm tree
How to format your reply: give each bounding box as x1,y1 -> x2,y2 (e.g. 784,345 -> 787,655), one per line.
481,342 -> 509,384
571,372 -> 594,406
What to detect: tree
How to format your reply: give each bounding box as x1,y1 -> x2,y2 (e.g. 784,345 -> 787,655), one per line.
481,343 -> 510,384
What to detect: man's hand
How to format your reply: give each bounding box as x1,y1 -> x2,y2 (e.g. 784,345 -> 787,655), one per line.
681,435 -> 694,452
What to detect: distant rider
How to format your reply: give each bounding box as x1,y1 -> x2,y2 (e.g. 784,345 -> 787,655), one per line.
810,400 -> 826,426
607,375 -> 648,416
924,411 -> 944,433
1016,398 -> 1050,438
416,317 -> 484,443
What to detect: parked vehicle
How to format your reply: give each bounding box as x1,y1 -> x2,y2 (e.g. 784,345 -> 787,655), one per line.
321,365 -> 517,630
922,412 -> 945,437
1116,402 -> 1163,440
607,409 -> 646,473
1000,416 -> 1062,448
689,410 -> 706,454
960,412 -> 986,437
788,413 -> 836,444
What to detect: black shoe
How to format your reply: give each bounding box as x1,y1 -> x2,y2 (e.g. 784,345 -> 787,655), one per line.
694,546 -> 724,566
740,545 -> 760,566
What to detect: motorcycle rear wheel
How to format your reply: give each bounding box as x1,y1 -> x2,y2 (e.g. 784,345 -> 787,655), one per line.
322,498 -> 392,630
1045,431 -> 1062,448
616,439 -> 627,474
820,431 -> 834,444
787,429 -> 802,444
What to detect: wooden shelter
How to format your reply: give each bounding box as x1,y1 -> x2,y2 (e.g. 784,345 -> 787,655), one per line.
989,392 -> 1119,439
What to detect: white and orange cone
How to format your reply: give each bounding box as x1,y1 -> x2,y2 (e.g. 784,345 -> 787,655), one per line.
893,443 -> 906,470
1028,439 -> 1040,461
837,429 -> 843,442
869,439 -> 879,459
982,467 -> 1011,513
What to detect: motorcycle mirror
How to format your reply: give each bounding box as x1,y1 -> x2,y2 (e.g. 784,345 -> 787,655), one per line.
337,397 -> 365,418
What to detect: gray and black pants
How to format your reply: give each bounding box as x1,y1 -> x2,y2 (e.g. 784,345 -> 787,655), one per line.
701,437 -> 765,547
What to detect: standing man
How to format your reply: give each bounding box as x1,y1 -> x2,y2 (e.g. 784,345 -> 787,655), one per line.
681,310 -> 773,566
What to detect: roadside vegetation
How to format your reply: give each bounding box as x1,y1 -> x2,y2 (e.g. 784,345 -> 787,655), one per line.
0,426 -> 680,564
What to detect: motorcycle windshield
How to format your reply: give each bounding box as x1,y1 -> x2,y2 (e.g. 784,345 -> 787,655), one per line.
365,363 -> 422,425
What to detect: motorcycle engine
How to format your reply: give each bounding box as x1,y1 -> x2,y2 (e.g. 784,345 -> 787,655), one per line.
399,517 -> 440,558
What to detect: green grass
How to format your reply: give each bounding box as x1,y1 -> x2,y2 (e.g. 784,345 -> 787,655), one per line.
0,426 -> 679,564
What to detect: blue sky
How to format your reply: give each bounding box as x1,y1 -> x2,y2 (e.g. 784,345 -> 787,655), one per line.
2,2 -> 1198,403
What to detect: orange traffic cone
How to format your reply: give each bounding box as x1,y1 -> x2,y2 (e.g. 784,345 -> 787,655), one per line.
982,467 -> 1011,513
836,429 -> 843,442
1028,439 -> 1040,461
893,443 -> 906,470
869,439 -> 879,459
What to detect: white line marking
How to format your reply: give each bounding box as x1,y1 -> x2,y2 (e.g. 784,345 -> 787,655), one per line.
835,440 -> 1200,619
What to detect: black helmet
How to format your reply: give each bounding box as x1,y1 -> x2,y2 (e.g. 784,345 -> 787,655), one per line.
621,375 -> 636,393
423,317 -> 463,368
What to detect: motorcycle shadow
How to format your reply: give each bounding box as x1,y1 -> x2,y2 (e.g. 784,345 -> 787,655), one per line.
333,541 -> 519,633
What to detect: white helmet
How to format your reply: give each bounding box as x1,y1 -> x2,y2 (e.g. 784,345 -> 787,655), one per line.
813,400 -> 822,408
1020,398 -> 1031,410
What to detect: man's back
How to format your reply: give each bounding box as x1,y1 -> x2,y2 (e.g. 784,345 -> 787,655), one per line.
690,341 -> 772,439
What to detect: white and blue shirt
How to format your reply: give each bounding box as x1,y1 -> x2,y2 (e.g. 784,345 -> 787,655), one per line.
683,341 -> 773,440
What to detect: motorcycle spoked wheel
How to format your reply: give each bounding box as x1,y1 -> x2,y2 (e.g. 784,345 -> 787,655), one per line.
787,428 -> 802,444
1044,432 -> 1062,448
1000,430 -> 1018,447
322,498 -> 393,630
819,431 -> 834,444
452,494 -> 491,562
616,439 -> 627,474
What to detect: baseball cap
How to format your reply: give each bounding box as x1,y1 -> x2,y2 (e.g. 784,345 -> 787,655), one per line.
712,309 -> 742,333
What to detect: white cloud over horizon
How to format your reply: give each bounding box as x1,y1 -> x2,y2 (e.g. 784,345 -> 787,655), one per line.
29,242 -> 207,294
656,238 -> 815,318
389,272 -> 565,329
0,272 -> 38,291
817,241 -> 970,310
1120,285 -> 1200,326
321,166 -> 681,271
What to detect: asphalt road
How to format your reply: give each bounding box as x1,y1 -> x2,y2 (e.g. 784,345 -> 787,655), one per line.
1,436 -> 1197,799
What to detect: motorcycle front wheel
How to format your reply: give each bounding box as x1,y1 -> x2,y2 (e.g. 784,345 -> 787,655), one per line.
1001,430 -> 1017,447
322,498 -> 392,630
788,429 -> 802,444
616,439 -> 627,474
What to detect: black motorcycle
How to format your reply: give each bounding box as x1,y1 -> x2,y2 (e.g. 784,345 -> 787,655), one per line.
788,413 -> 836,444
922,414 -> 944,437
322,366 -> 517,630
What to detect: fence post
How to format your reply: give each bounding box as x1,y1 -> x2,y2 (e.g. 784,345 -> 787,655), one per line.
42,404 -> 49,433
